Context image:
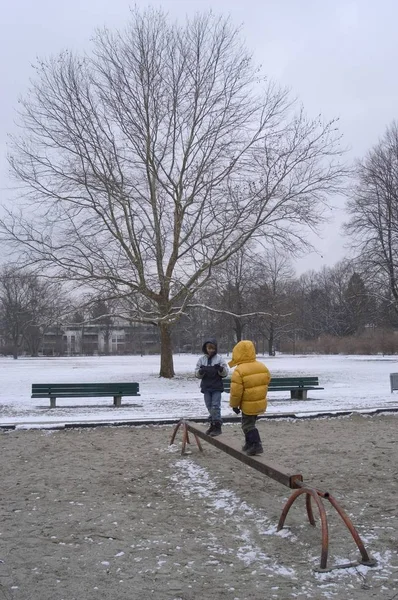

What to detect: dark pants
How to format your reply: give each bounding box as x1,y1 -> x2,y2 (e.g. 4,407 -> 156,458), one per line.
241,413 -> 258,434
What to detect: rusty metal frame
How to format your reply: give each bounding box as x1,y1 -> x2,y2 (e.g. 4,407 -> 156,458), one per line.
170,419 -> 376,572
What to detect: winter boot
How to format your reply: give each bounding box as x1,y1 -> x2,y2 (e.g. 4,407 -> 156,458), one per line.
209,422 -> 222,437
245,428 -> 263,456
242,433 -> 249,452
205,422 -> 215,435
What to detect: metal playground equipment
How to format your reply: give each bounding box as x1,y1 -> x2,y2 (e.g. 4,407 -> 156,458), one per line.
170,419 -> 377,572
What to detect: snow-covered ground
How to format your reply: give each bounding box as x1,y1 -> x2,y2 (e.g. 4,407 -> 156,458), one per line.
1,353 -> 398,427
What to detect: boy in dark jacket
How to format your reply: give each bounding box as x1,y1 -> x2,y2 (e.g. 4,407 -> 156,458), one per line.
195,337 -> 229,436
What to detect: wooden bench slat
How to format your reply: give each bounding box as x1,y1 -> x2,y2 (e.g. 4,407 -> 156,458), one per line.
269,380 -> 319,386
31,389 -> 140,394
32,385 -> 139,391
268,377 -> 319,382
32,383 -> 139,389
270,385 -> 319,389
31,392 -> 141,398
269,386 -> 323,391
32,389 -> 140,393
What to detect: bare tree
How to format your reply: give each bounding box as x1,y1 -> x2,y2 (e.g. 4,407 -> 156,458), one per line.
251,250 -> 295,355
344,272 -> 372,335
0,268 -> 32,358
203,246 -> 259,343
345,122 -> 398,313
0,9 -> 346,376
0,266 -> 66,358
188,247 -> 295,353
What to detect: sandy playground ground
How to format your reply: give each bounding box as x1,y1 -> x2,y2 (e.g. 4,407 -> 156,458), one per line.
0,414 -> 397,600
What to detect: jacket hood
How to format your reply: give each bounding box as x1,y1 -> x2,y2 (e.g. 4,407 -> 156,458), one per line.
202,337 -> 218,354
228,340 -> 256,367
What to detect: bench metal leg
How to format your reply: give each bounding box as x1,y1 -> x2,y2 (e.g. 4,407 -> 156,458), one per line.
50,396 -> 56,408
113,395 -> 122,407
291,389 -> 307,400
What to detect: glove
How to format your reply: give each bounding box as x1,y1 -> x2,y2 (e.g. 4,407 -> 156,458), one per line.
199,365 -> 212,375
232,407 -> 241,415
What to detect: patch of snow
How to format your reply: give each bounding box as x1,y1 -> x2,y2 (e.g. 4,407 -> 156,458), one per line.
170,458 -> 296,577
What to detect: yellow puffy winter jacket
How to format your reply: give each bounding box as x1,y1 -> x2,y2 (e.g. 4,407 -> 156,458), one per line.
228,340 -> 271,416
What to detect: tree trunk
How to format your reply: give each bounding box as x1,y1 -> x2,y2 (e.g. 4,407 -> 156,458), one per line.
159,323 -> 175,378
268,322 -> 274,356
29,335 -> 41,357
104,330 -> 110,355
234,317 -> 243,342
13,343 -> 18,359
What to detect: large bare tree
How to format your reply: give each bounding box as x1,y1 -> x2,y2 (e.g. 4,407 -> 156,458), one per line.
345,122 -> 398,314
0,9 -> 346,376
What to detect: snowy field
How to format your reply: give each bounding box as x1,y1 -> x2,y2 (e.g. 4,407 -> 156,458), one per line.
1,353 -> 398,427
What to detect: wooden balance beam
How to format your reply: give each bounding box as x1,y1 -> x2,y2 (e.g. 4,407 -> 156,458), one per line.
170,419 -> 303,488
170,419 -> 376,573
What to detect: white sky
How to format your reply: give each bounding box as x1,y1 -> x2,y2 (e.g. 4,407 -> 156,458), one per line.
1,0 -> 397,273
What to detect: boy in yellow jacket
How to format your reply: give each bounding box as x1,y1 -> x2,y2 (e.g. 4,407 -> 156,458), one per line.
228,340 -> 271,456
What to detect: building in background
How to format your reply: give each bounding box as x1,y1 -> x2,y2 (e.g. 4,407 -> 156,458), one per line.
34,320 -> 161,356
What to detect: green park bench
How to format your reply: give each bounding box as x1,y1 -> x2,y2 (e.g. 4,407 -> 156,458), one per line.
31,382 -> 140,408
223,376 -> 323,400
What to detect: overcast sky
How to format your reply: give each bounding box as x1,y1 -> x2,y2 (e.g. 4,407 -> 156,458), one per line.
1,0 -> 397,273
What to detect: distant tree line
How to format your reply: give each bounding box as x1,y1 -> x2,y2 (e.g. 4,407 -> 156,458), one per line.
2,244 -> 398,358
